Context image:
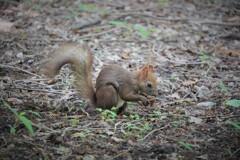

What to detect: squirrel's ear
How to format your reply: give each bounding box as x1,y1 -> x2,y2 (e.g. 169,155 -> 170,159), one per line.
148,65 -> 154,73
139,66 -> 148,79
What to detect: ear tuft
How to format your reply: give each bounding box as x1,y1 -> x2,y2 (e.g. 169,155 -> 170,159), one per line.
148,65 -> 154,73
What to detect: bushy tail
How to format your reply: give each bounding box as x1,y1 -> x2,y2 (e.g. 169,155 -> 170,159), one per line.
43,43 -> 95,104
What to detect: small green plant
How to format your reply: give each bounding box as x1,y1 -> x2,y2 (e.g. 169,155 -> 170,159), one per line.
224,146 -> 233,156
158,0 -> 169,7
78,4 -> 96,11
125,122 -> 142,131
62,75 -> 75,87
199,52 -> 209,61
97,107 -> 117,121
2,100 -> 40,136
22,0 -> 43,10
121,122 -> 152,139
70,119 -> 79,125
228,121 -> 240,131
130,114 -> 140,120
133,24 -> 149,38
140,123 -> 152,131
77,3 -> 109,15
225,99 -> 240,107
216,82 -> 229,93
109,21 -> 155,38
123,131 -> 132,138
170,73 -> 178,81
109,21 -> 131,31
79,130 -> 94,139
178,141 -> 194,151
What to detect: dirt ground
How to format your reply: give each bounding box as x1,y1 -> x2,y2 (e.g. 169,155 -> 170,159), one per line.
0,0 -> 240,159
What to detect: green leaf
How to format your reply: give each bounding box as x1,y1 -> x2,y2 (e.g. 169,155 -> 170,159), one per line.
216,82 -> 228,93
19,115 -> 35,136
228,121 -> 240,131
199,52 -> 209,61
26,110 -> 41,118
130,114 -> 140,120
225,99 -> 240,107
224,146 -> 233,156
133,24 -> 149,37
19,112 -> 26,116
96,108 -> 102,112
71,119 -> 79,125
178,141 -> 194,151
158,0 -> 169,7
78,4 -> 96,11
10,126 -> 16,135
2,100 -> 18,116
109,21 -> 130,30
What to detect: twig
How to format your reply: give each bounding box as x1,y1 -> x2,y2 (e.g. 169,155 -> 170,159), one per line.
79,28 -> 119,40
138,125 -> 169,141
71,18 -> 101,30
0,0 -> 19,6
32,123 -> 53,132
0,64 -> 41,77
10,87 -> 64,94
115,12 -> 240,26
230,147 -> 240,158
150,47 -> 208,64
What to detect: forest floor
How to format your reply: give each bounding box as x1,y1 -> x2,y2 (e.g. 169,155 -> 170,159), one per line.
0,0 -> 240,159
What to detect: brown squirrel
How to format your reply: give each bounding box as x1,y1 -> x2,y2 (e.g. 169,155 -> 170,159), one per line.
43,43 -> 158,114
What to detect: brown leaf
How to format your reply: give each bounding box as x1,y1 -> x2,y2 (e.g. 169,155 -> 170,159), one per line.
111,136 -> 125,142
3,9 -> 14,15
26,11 -> 40,18
170,92 -> 180,99
7,98 -> 23,105
189,116 -> 203,124
0,21 -> 14,33
122,53 -> 129,60
182,80 -> 197,86
215,42 -> 240,56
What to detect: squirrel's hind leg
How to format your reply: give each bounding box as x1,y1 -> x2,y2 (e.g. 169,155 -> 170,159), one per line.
96,84 -> 118,110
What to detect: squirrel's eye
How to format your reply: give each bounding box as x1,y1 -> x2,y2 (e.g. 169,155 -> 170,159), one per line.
147,82 -> 152,88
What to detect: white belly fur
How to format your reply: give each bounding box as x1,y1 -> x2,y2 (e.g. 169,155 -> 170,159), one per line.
116,95 -> 125,109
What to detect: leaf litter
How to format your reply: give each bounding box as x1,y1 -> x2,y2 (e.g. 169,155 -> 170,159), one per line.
0,0 -> 240,159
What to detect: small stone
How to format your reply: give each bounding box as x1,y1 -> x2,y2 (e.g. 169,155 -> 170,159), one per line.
16,52 -> 24,59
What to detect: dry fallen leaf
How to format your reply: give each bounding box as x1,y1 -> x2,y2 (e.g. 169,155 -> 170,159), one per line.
111,136 -> 125,142
71,132 -> 84,139
122,52 -> 130,60
7,98 -> 23,105
170,92 -> 181,99
0,21 -> 14,33
189,116 -> 203,124
26,11 -> 40,18
182,80 -> 197,86
215,42 -> 240,56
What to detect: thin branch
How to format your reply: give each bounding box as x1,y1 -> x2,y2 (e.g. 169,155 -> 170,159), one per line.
231,147 -> 240,158
9,87 -> 64,94
115,12 -> 240,26
138,125 -> 169,141
79,28 -> 119,40
0,64 -> 41,77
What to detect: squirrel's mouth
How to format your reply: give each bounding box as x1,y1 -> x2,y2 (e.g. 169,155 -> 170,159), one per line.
139,92 -> 157,97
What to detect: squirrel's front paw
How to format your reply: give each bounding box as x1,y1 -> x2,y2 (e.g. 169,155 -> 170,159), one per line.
147,95 -> 156,106
141,97 -> 150,106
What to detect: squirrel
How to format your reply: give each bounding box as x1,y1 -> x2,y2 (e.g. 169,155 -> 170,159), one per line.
43,43 -> 158,114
